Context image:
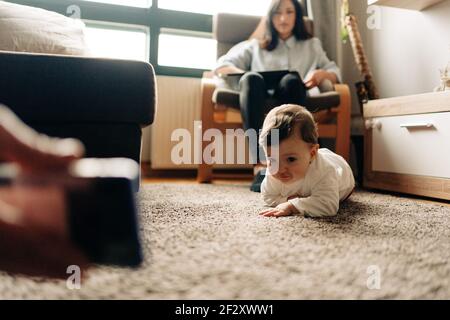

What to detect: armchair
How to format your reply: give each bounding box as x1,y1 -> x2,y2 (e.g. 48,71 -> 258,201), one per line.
198,13 -> 351,183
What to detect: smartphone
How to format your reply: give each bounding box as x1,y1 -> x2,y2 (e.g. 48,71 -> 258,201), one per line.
0,158 -> 143,267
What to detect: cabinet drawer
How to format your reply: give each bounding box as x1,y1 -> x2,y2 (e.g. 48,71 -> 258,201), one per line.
371,112 -> 450,178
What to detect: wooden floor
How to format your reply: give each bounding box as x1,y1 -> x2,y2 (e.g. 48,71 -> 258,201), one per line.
143,177 -> 252,185
141,165 -> 450,207
142,164 -> 253,186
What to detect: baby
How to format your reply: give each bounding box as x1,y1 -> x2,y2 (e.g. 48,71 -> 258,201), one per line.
258,104 -> 355,218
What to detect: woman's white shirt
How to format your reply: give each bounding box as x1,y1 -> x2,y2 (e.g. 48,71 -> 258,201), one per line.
215,36 -> 341,83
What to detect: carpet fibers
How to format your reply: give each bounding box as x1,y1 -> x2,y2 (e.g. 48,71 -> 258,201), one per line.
1,183 -> 449,299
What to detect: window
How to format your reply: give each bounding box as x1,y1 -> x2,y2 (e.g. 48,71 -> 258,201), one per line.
158,30 -> 216,70
84,22 -> 149,61
81,0 -> 151,8
158,0 -> 272,16
12,0 -> 274,77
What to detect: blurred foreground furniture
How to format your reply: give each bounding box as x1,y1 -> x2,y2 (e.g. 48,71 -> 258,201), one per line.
0,51 -> 156,168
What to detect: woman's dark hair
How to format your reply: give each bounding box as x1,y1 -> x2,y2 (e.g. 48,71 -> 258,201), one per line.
261,0 -> 312,51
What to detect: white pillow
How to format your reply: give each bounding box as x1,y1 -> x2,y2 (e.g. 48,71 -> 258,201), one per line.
0,1 -> 89,55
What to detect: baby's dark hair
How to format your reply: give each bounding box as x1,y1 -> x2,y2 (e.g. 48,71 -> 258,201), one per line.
259,104 -> 318,149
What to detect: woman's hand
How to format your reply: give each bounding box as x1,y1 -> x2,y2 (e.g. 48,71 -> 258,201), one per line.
287,194 -> 298,201
214,66 -> 245,77
304,69 -> 338,89
259,202 -> 297,218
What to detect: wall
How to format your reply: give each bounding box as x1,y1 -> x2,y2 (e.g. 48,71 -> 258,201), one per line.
341,0 -> 450,135
366,0 -> 450,98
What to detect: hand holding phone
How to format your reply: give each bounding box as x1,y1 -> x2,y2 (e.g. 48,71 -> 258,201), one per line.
1,105 -> 143,278
0,165 -> 90,279
0,158 -> 143,278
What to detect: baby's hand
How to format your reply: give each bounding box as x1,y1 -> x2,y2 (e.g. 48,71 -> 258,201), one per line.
259,202 -> 296,218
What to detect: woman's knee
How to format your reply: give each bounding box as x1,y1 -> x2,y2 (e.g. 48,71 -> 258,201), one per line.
277,72 -> 307,104
239,72 -> 265,89
279,73 -> 302,90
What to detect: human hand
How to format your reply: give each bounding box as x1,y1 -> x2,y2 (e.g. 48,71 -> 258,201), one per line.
259,202 -> 296,218
0,176 -> 90,280
0,105 -> 89,278
0,105 -> 84,173
0,217 -> 90,279
215,66 -> 245,77
287,194 -> 298,201
304,70 -> 336,89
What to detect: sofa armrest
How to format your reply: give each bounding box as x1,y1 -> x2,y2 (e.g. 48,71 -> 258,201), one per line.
0,51 -> 156,126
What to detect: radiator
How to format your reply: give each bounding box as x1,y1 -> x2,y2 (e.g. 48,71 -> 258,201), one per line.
149,76 -> 252,170
150,76 -> 200,169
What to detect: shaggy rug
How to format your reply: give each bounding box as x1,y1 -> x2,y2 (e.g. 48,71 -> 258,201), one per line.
0,183 -> 449,299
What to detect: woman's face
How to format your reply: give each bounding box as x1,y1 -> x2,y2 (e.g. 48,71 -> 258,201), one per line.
272,0 -> 296,40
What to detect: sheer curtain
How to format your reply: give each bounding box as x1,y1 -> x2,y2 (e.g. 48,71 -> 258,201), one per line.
307,0 -> 340,63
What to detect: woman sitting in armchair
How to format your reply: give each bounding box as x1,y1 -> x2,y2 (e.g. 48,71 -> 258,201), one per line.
213,0 -> 342,192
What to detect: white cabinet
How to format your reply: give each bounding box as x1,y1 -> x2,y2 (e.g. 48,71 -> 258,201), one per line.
364,91 -> 450,200
371,112 -> 450,178
368,0 -> 445,11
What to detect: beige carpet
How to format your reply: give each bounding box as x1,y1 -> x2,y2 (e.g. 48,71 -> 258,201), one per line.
1,183 -> 449,299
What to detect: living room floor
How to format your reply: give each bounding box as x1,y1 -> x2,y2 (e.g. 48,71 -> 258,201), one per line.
143,176 -> 450,208
0,177 -> 449,299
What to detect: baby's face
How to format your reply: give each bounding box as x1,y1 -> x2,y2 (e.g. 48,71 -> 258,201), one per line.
266,134 -> 318,184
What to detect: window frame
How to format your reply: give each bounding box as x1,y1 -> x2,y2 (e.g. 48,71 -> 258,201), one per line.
8,0 -> 213,78
8,0 -> 310,78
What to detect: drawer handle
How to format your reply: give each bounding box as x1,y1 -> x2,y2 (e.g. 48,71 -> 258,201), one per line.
400,123 -> 434,129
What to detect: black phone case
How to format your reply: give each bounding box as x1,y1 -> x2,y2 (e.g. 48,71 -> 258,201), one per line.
0,160 -> 143,268
67,177 -> 143,267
